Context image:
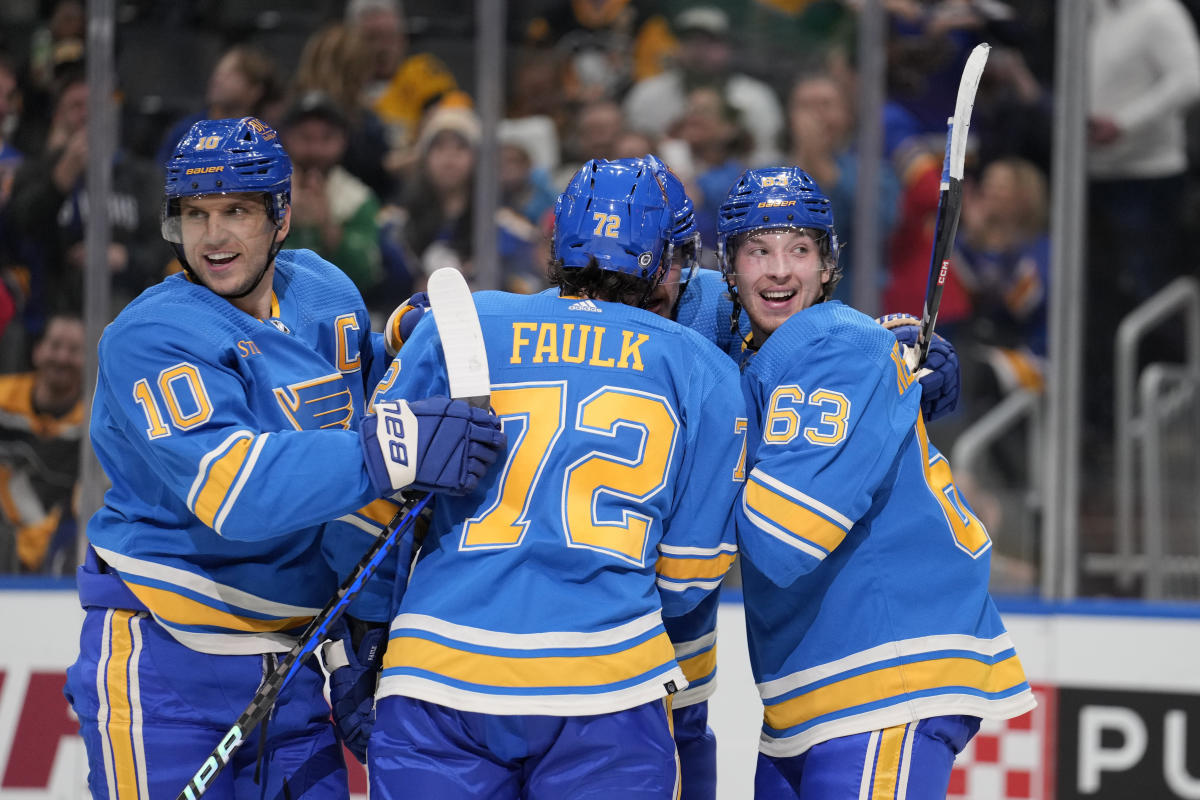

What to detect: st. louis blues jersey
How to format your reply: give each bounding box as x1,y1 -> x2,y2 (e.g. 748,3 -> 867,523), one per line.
374,291 -> 744,716
86,250 -> 401,655
737,300 -> 1035,757
674,268 -> 748,361
660,268 -> 749,708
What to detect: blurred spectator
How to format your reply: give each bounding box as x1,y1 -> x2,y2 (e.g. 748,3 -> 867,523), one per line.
956,156 -> 1050,393
970,45 -> 1052,174
345,0 -> 460,177
785,69 -> 899,303
508,47 -> 570,137
557,98 -> 627,185
0,313 -> 84,575
153,44 -> 282,170
878,0 -> 1013,136
7,67 -> 162,328
0,52 -> 22,208
292,22 -> 395,203
519,0 -> 676,105
612,129 -> 657,161
623,6 -> 784,166
884,133 -> 973,333
397,105 -> 543,293
279,90 -> 385,304
498,120 -> 559,227
11,0 -> 84,157
670,85 -> 751,252
955,157 -> 1051,362
1086,0 -> 1200,442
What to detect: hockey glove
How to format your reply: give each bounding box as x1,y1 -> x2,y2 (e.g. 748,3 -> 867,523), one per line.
360,396 -> 505,495
877,313 -> 960,421
384,292 -> 430,357
321,616 -> 388,763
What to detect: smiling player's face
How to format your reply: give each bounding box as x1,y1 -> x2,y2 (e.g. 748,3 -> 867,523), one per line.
732,229 -> 830,345
179,192 -> 289,306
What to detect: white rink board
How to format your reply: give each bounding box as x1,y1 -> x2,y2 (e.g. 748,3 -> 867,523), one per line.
1,588 -> 1199,799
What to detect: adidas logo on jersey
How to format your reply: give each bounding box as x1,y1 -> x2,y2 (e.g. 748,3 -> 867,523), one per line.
568,299 -> 602,313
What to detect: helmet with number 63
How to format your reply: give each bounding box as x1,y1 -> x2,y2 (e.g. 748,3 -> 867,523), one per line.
716,166 -> 840,279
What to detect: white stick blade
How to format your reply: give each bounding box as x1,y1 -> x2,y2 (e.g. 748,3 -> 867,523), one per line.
948,43 -> 991,180
426,267 -> 490,405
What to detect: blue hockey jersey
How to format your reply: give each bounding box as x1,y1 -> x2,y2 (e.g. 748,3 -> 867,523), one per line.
375,291 -> 744,716
674,268 -> 748,361
87,250 -> 400,655
660,268 -> 749,708
737,300 -> 1035,757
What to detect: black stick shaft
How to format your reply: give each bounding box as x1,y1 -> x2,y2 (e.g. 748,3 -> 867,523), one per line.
176,494 -> 430,800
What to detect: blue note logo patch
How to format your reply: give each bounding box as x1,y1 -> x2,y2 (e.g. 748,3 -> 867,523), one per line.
274,373 -> 354,430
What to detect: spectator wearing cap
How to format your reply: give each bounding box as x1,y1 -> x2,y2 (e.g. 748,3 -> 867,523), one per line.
279,90 -> 384,301
622,5 -> 783,166
396,105 -> 544,293
498,117 -> 559,228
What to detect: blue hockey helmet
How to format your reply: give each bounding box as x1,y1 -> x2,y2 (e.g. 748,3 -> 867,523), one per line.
553,158 -> 673,283
161,117 -> 291,244
715,166 -> 840,278
642,154 -> 700,286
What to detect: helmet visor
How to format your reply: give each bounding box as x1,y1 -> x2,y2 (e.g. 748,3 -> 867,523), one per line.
162,193 -> 275,244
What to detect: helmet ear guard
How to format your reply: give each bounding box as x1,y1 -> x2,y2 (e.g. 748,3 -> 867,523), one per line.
641,154 -> 701,286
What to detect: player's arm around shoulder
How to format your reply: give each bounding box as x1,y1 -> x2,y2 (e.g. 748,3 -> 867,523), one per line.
655,339 -> 744,617
736,307 -> 922,587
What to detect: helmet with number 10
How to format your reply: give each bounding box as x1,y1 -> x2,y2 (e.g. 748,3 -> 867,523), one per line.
161,116 -> 292,246
553,158 -> 674,285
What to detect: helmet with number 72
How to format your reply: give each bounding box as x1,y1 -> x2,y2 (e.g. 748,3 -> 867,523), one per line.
553,158 -> 674,284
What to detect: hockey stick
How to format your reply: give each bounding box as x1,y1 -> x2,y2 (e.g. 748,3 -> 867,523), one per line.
915,42 -> 990,367
178,267 -> 489,799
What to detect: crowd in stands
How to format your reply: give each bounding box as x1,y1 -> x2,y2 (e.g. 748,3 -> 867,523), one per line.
0,0 -> 1197,581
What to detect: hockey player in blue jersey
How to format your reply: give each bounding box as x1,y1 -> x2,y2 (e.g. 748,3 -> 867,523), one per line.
641,155 -> 962,800
716,166 -> 1036,799
363,158 -> 745,799
63,116 -> 504,799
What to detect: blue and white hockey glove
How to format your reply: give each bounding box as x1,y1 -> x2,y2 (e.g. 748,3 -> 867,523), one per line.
321,616 -> 388,763
877,313 -> 960,421
384,291 -> 430,357
360,396 -> 505,495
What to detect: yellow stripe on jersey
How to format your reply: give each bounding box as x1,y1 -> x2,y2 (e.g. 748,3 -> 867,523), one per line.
192,436 -> 253,528
127,583 -> 313,633
764,653 -> 1029,731
745,477 -> 847,553
655,551 -> 737,581
871,724 -> 908,799
355,497 -> 404,527
105,610 -> 139,798
677,645 -> 717,684
383,631 -> 678,689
